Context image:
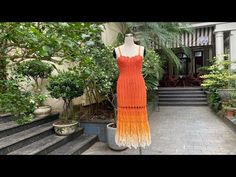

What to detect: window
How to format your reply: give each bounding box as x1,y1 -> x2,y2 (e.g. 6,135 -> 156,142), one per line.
194,51 -> 202,57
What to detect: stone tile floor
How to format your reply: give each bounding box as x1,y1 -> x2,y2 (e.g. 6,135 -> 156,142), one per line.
83,106 -> 236,155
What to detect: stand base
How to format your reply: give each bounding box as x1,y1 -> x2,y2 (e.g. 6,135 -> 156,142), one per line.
139,147 -> 142,155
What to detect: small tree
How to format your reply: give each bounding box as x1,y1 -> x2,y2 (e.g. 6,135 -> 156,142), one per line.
47,71 -> 84,123
72,45 -> 119,123
16,59 -> 54,93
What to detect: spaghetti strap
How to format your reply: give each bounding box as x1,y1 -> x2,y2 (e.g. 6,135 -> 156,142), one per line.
118,47 -> 122,57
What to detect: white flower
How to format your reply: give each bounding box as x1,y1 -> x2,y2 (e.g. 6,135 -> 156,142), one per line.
30,99 -> 35,104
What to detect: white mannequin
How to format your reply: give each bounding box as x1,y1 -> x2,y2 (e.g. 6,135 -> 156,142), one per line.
114,33 -> 145,58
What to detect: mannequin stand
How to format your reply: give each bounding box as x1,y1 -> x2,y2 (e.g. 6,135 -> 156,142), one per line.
139,147 -> 142,155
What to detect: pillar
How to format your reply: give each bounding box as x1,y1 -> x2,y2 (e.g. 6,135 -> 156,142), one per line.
230,30 -> 236,72
215,31 -> 224,61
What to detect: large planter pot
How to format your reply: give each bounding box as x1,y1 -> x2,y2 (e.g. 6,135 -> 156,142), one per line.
218,89 -> 236,101
106,123 -> 127,151
53,120 -> 79,136
224,107 -> 236,119
34,105 -> 52,115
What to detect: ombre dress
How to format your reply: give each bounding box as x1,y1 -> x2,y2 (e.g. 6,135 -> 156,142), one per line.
115,46 -> 151,149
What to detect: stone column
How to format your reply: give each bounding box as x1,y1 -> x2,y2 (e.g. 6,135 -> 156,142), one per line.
215,31 -> 224,61
230,30 -> 236,72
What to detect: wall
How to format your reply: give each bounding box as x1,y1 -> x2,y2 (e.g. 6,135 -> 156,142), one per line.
101,22 -> 126,46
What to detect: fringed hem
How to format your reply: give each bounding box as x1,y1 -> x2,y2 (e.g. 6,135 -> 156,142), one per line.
115,107 -> 151,149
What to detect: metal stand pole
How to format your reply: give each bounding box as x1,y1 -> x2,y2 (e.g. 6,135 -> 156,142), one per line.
139,147 -> 142,155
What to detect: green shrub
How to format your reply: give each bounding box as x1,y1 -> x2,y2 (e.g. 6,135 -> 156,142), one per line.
201,60 -> 236,92
16,59 -> 54,92
142,49 -> 164,90
207,92 -> 221,112
0,79 -> 36,124
47,71 -> 84,121
33,93 -> 48,107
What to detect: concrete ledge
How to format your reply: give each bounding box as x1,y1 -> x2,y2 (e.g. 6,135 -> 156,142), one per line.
214,110 -> 236,133
80,121 -> 108,143
222,116 -> 236,133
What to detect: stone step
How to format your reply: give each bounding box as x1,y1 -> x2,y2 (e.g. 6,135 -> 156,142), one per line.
8,128 -> 84,155
158,94 -> 206,98
158,98 -> 207,102
48,134 -> 98,155
158,101 -> 208,106
0,112 -> 59,139
0,114 -> 12,123
158,87 -> 203,91
0,121 -> 54,155
157,90 -> 205,94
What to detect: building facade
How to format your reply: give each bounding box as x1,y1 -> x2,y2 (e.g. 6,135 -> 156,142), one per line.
160,22 -> 236,77
102,22 -> 236,86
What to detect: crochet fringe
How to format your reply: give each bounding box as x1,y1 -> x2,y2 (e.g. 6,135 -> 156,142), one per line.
115,106 -> 151,149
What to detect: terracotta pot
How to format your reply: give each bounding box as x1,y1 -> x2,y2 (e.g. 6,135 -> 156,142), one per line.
227,110 -> 234,118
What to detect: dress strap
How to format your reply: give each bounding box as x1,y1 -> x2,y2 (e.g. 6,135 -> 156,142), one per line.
138,46 -> 141,56
118,47 -> 122,57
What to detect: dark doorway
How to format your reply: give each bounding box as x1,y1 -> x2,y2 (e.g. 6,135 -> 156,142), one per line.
194,51 -> 203,73
177,53 -> 189,76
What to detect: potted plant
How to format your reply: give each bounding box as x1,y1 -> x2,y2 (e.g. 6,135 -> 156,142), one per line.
16,59 -> 54,115
222,91 -> 236,119
201,59 -> 236,101
33,93 -> 51,115
47,71 -> 84,136
222,101 -> 236,119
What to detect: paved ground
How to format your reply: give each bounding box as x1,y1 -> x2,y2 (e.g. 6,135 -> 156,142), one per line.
83,106 -> 236,155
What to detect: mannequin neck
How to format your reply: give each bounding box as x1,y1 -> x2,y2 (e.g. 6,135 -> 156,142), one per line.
124,36 -> 135,47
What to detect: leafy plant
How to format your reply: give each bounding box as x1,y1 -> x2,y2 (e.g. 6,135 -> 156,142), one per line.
47,71 -> 84,122
0,79 -> 36,124
222,101 -> 236,110
16,59 -> 54,93
33,93 -> 48,107
0,22 -> 103,95
222,91 -> 236,109
201,57 -> 236,112
201,59 -> 236,92
142,49 -> 164,90
207,92 -> 221,113
72,45 -> 118,121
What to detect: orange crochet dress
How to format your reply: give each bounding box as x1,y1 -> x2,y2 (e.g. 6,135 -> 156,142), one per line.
115,46 -> 151,149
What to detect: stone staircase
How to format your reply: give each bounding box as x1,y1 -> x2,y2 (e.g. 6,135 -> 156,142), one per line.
157,87 -> 208,106
0,112 -> 98,155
